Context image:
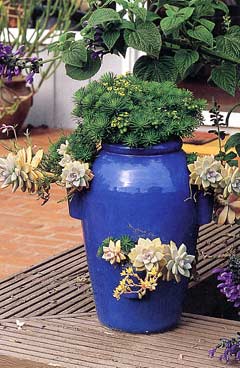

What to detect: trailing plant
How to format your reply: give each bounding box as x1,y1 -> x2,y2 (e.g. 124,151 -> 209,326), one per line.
98,236 -> 195,300
49,0 -> 240,96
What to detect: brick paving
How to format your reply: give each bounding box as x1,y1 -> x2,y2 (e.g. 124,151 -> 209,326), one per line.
0,129 -> 83,279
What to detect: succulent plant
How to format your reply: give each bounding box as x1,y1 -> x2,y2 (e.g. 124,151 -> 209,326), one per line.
188,155 -> 223,190
216,194 -> 240,225
231,168 -> 240,196
0,147 -> 45,193
165,242 -> 195,283
219,163 -> 236,197
128,238 -> 166,272
60,161 -> 94,189
57,140 -> 69,156
102,240 -> 126,265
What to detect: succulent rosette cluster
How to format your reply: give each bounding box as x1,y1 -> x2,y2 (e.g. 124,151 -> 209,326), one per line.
99,237 -> 195,300
57,140 -> 94,191
188,156 -> 240,225
0,129 -> 94,203
0,147 -> 46,193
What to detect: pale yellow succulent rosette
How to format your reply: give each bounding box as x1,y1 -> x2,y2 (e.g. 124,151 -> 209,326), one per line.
102,240 -> 126,265
110,238 -> 195,300
128,237 -> 167,272
0,147 -> 51,194
188,155 -> 223,190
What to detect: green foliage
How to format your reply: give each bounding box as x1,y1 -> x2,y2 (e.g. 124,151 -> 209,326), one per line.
42,135 -> 68,176
97,235 -> 135,257
186,152 -> 198,164
124,21 -> 162,57
224,132 -> 240,166
55,73 -> 205,164
54,0 -> 240,96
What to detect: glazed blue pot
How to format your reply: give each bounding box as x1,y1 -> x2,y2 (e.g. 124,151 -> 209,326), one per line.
69,140 -> 212,333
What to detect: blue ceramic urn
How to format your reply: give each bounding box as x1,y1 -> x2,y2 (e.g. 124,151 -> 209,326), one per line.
69,139 -> 212,333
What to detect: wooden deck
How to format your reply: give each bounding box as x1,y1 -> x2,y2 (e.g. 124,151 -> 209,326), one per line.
0,222 -> 239,367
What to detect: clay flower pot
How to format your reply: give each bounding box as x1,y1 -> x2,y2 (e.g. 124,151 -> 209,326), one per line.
0,76 -> 33,139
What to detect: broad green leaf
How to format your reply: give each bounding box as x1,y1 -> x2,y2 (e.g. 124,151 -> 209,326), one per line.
120,20 -> 135,30
146,11 -> 160,22
216,33 -> 240,60
191,2 -> 215,18
213,1 -> 229,14
102,30 -> 120,50
174,49 -> 199,77
211,62 -> 237,96
133,7 -> 148,22
165,5 -> 179,17
198,18 -> 215,32
59,32 -> 75,43
65,54 -> 101,80
133,55 -> 178,82
228,160 -> 238,167
62,40 -> 88,66
225,133 -> 240,151
124,22 -> 161,57
187,26 -> 213,47
224,151 -> 237,161
236,144 -> 240,157
88,8 -> 121,26
160,7 -> 193,34
229,26 -> 240,36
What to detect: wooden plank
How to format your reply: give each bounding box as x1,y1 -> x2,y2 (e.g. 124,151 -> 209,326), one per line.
0,355 -> 53,368
0,223 -> 239,319
0,313 -> 238,368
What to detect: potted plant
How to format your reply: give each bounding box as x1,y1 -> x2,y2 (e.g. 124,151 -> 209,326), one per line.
0,0 -> 81,137
0,70 -> 214,332
0,0 -> 240,334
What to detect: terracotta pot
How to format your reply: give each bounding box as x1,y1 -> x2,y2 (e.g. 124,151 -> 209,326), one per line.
0,77 -> 33,139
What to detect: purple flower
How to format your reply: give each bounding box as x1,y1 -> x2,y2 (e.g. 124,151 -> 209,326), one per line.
26,71 -> 35,84
208,348 -> 216,358
209,336 -> 240,363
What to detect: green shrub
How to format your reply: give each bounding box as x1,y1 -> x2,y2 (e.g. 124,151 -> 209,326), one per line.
51,73 -> 206,164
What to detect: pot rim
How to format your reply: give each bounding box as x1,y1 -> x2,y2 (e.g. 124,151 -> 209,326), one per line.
102,139 -> 182,156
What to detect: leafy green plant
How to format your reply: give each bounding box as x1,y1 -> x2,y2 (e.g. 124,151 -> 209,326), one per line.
55,73 -> 205,163
52,0 -> 240,95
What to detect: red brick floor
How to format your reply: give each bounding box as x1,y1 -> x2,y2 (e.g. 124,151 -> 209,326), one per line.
0,129 -> 83,279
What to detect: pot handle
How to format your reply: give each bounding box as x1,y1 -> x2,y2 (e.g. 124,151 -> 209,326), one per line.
68,191 -> 84,220
196,190 -> 214,226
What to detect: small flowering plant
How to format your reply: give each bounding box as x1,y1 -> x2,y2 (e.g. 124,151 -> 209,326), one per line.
209,255 -> 240,363
98,236 -> 195,300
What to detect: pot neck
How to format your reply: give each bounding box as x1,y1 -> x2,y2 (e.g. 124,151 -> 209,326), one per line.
102,139 -> 182,156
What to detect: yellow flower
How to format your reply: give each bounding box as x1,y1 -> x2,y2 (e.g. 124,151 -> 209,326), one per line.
102,240 -> 126,265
